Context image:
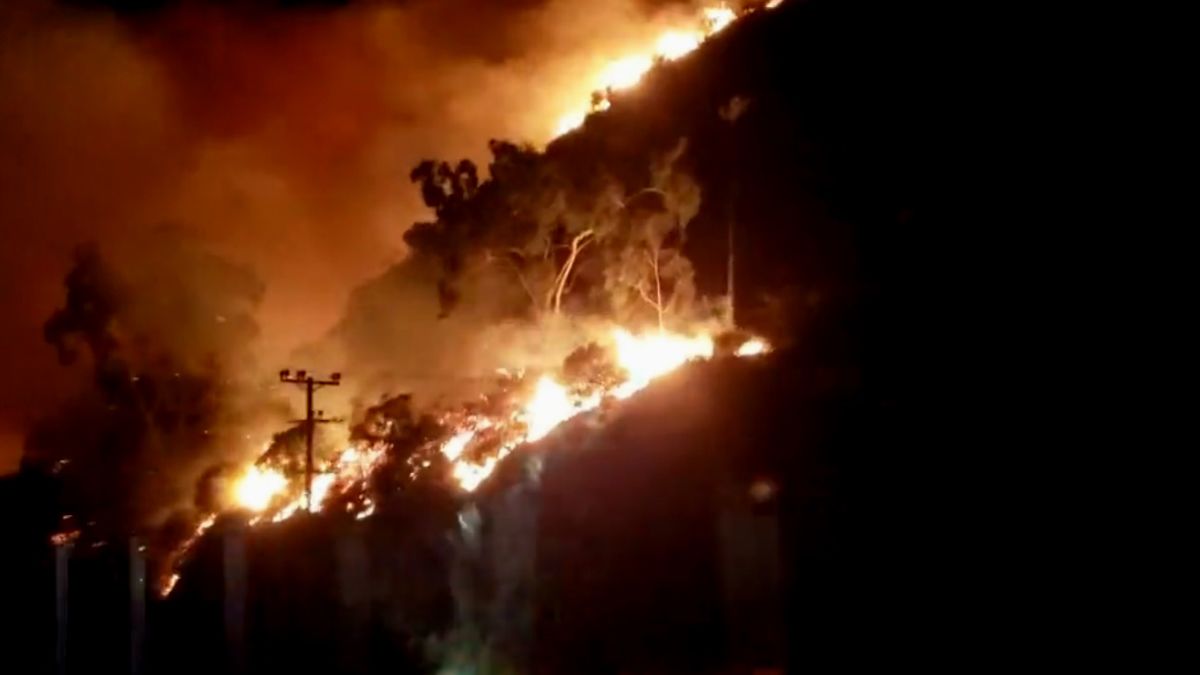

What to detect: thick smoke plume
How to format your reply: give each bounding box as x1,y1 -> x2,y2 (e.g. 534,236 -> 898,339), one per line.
1,0 -> 725,470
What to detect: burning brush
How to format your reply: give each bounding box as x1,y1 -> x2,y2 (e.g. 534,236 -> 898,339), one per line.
159,327 -> 767,596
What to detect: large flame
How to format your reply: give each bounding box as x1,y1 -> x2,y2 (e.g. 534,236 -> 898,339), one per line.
611,328 -> 714,399
233,465 -> 288,512
552,2 -> 787,137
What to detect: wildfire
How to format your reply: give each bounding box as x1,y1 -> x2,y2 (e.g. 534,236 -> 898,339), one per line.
552,1 -> 787,137
161,0 -> 790,592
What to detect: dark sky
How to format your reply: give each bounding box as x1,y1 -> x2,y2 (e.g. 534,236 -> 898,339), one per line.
0,0 -> 707,470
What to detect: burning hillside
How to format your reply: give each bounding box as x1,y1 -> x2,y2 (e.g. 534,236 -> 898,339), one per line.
152,2 -> 792,595
161,325 -> 768,595
22,0 -> 842,616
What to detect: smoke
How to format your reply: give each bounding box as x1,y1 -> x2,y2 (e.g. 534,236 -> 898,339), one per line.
25,229 -> 289,532
0,0 -> 723,470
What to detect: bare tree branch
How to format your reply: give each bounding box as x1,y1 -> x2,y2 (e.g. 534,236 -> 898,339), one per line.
548,229 -> 594,314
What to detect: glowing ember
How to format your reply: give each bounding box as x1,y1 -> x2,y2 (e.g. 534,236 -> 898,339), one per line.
736,338 -> 769,357
356,501 -> 375,520
50,530 -> 80,546
162,573 -> 181,596
233,465 -> 287,512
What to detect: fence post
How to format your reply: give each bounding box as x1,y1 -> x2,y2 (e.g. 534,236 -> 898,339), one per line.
54,540 -> 72,675
223,521 -> 247,674
129,538 -> 146,675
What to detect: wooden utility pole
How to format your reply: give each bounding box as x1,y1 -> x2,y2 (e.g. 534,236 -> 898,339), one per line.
279,369 -> 342,512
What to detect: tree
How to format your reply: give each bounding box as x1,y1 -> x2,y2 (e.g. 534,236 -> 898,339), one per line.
404,138 -> 702,327
406,141 -> 620,319
29,235 -> 271,535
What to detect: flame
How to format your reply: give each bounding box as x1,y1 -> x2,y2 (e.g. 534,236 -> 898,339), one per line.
702,6 -> 737,33
656,31 -> 703,60
435,327 -> 728,492
523,376 -> 578,442
598,55 -> 654,91
611,328 -> 714,399
233,465 -> 287,512
160,513 -> 217,596
165,326 -> 768,597
441,428 -> 479,462
551,3 -> 749,138
311,474 -> 335,509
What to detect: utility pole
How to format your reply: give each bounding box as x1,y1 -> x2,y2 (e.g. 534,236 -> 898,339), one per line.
720,95 -> 749,327
727,193 -> 736,326
279,369 -> 342,512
